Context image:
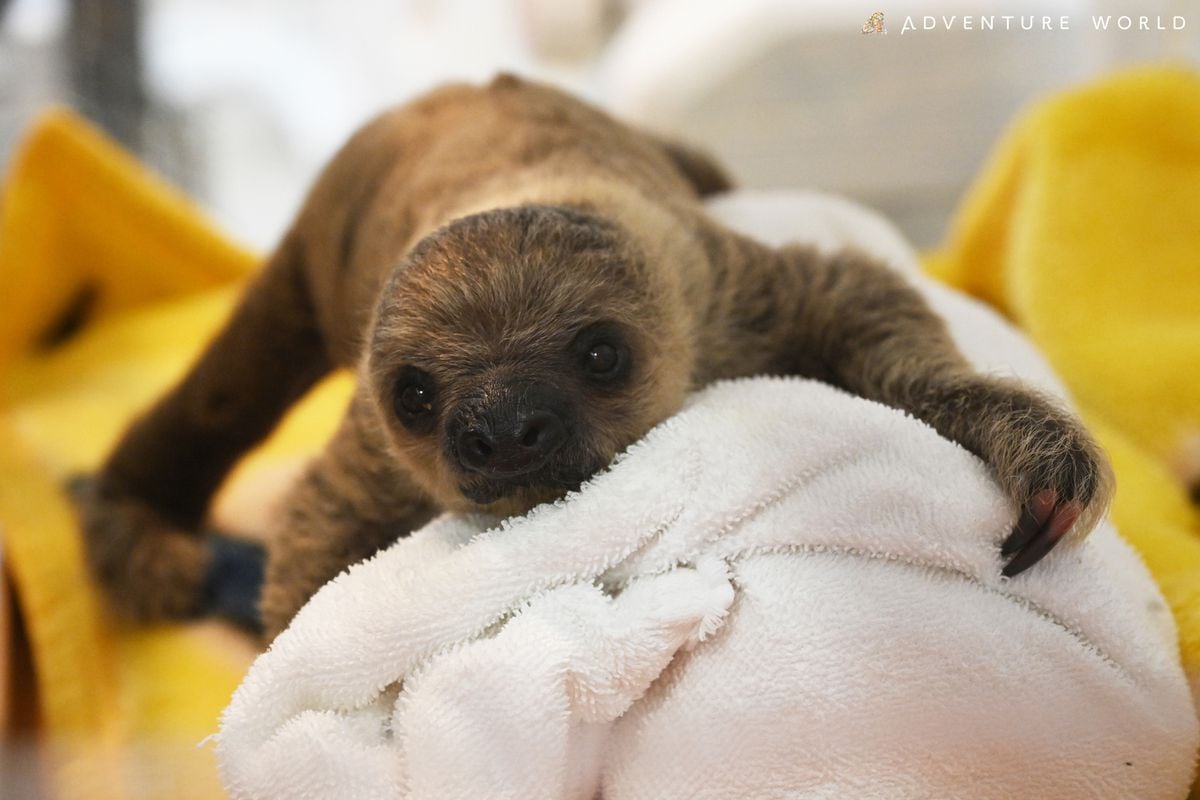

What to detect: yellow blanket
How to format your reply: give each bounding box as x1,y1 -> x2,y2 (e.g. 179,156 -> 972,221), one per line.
1,66 -> 1198,797
0,110 -> 351,799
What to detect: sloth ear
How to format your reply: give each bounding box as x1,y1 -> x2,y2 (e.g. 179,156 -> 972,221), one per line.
648,134 -> 734,197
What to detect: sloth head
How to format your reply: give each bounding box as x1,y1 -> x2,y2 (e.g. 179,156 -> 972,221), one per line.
367,204 -> 694,515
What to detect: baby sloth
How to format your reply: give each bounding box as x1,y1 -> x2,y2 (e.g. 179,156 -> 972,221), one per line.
75,75 -> 1112,640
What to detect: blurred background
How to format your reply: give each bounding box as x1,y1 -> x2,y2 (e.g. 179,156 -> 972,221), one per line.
2,0 -> 1199,249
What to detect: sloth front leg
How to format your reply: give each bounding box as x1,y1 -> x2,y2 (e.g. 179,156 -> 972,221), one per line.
74,235 -> 333,627
260,392 -> 437,641
703,237 -> 1113,576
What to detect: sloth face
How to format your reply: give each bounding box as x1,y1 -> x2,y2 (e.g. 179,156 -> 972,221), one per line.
368,205 -> 693,515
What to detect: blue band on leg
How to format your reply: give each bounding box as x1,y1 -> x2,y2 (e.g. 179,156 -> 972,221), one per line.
203,534 -> 266,633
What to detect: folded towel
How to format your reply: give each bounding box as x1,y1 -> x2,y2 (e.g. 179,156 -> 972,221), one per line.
216,192 -> 1199,799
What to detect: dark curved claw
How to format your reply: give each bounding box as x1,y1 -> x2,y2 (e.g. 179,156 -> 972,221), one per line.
1000,489 -> 1056,558
1001,490 -> 1082,577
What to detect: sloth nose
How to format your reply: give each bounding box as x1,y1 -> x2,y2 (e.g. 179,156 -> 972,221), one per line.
456,409 -> 567,477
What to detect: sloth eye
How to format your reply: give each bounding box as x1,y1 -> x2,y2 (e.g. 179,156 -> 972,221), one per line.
399,385 -> 432,415
393,367 -> 437,428
584,343 -> 619,375
573,321 -> 630,383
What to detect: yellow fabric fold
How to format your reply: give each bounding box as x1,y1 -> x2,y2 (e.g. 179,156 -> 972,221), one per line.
0,109 -> 253,373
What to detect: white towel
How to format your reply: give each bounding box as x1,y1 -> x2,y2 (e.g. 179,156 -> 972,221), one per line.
215,191 -> 1199,799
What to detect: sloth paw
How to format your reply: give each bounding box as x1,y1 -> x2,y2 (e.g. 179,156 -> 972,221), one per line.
982,390 -> 1114,577
68,473 -> 263,629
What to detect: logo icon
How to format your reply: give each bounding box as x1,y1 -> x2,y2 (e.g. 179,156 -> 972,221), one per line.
862,11 -> 886,34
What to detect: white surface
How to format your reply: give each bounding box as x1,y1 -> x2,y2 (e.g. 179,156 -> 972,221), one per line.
215,191 -> 1198,799
127,0 -> 1200,248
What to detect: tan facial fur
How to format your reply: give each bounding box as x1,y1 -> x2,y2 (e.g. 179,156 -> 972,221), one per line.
366,204 -> 694,516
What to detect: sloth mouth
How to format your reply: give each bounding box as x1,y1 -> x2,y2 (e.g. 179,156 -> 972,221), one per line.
457,459 -> 603,508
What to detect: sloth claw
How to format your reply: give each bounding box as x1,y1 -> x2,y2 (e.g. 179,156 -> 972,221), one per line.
1000,489 -> 1056,558
1001,491 -> 1082,577
968,380 -> 1112,578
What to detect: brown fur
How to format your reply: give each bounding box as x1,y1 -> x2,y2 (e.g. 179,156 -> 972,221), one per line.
74,75 -> 1112,641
